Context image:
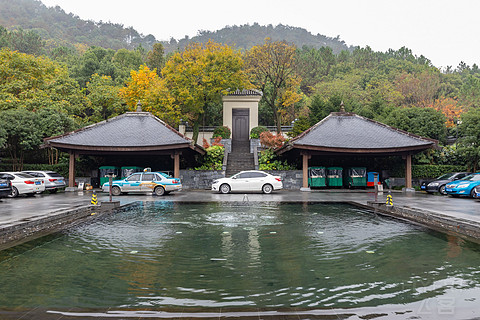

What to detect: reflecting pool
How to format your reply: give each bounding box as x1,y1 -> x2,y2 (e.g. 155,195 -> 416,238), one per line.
1,202 -> 479,317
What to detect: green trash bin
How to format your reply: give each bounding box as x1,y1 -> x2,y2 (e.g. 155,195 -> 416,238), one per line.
308,167 -> 326,187
121,166 -> 144,178
99,166 -> 121,186
345,167 -> 367,188
326,167 -> 343,187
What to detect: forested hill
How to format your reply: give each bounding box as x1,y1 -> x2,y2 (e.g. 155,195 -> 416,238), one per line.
0,0 -> 157,50
0,0 -> 352,54
163,24 -> 352,54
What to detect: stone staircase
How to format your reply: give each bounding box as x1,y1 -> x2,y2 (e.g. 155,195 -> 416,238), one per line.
225,140 -> 254,177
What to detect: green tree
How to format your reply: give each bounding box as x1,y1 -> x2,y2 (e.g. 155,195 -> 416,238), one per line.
0,48 -> 84,115
161,40 -> 250,142
308,95 -> 344,125
459,75 -> 480,108
384,107 -> 446,142
0,27 -> 45,55
146,43 -> 166,76
85,74 -> 126,122
457,108 -> 480,171
0,108 -> 41,170
245,38 -> 301,133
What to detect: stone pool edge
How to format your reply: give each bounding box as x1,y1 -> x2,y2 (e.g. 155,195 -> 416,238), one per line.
361,200 -> 480,243
0,203 -> 133,250
1,199 -> 480,250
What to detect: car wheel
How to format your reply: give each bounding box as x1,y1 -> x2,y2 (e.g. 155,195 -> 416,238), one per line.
439,185 -> 447,195
262,184 -> 273,194
220,184 -> 231,194
111,186 -> 122,196
470,188 -> 477,198
154,186 -> 165,196
9,187 -> 19,198
49,189 -> 58,194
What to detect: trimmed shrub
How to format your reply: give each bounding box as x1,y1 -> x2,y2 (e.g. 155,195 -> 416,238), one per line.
258,149 -> 295,170
250,126 -> 269,139
391,164 -> 468,178
195,145 -> 224,170
259,131 -> 286,149
212,126 -> 231,139
0,163 -> 69,177
413,165 -> 468,179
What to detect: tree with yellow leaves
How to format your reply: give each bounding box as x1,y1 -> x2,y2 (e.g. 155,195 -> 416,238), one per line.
245,38 -> 302,133
119,65 -> 179,125
161,40 -> 250,143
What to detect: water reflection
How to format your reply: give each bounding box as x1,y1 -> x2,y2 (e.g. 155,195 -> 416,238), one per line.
0,202 -> 479,313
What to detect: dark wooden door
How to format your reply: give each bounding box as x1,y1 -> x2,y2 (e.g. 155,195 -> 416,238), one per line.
232,108 -> 249,141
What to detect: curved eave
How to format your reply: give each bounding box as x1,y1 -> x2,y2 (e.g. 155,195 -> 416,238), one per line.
44,142 -> 199,153
277,143 -> 434,156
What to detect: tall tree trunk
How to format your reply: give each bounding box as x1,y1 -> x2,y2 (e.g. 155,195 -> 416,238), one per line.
191,113 -> 203,144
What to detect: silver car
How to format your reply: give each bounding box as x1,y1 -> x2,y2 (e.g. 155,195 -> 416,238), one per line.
0,172 -> 45,197
22,170 -> 66,193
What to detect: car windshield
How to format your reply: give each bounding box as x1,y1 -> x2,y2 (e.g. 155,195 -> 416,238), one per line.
48,172 -> 63,178
126,174 -> 141,182
461,174 -> 480,181
16,173 -> 34,179
436,173 -> 455,180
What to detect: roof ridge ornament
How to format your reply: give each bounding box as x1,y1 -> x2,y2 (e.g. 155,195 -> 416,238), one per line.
136,100 -> 142,112
340,101 -> 345,113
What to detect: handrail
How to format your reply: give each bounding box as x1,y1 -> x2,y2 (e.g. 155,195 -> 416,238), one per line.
253,145 -> 259,170
222,146 -> 229,171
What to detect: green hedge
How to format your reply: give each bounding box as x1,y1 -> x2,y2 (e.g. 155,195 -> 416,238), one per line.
0,163 -> 69,177
412,165 -> 468,179
250,126 -> 269,139
212,126 -> 231,139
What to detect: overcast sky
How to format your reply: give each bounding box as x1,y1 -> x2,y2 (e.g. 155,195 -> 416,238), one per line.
40,0 -> 480,69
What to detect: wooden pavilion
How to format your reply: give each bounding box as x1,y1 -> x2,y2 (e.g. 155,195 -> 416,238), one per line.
277,109 -> 437,189
43,108 -> 205,188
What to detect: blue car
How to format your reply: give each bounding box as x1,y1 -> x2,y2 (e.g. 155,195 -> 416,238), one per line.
445,173 -> 480,197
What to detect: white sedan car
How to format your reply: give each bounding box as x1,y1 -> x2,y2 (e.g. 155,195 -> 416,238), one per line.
0,172 -> 45,197
212,170 -> 283,194
22,170 -> 66,193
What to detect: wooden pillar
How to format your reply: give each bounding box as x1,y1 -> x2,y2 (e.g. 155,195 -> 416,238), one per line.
173,152 -> 180,178
405,154 -> 412,189
68,151 -> 76,188
302,153 -> 310,189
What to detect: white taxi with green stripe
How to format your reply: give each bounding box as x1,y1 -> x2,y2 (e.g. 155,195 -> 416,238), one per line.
102,171 -> 182,196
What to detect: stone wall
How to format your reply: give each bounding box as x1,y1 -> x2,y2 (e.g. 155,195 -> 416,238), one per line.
179,169 -> 303,190
264,170 -> 303,190
180,170 -> 225,190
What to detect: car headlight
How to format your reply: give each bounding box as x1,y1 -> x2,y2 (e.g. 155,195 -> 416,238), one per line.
428,182 -> 439,187
457,184 -> 469,189
212,180 -> 218,184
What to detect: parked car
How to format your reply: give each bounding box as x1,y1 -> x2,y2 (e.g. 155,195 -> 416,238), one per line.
474,185 -> 480,199
445,173 -> 480,198
0,172 -> 45,197
102,171 -> 181,196
0,177 -> 13,199
420,172 -> 471,195
212,170 -> 283,194
22,170 -> 66,193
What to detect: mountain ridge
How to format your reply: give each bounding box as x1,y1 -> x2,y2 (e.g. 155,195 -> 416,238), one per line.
0,0 -> 353,53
